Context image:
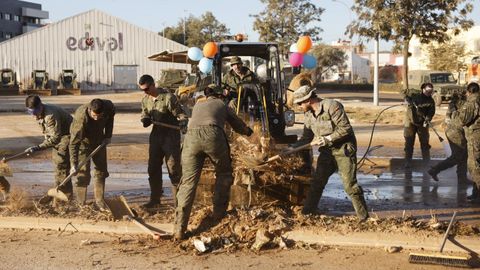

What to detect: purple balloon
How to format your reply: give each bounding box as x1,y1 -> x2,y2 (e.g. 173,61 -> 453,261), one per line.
289,52 -> 304,67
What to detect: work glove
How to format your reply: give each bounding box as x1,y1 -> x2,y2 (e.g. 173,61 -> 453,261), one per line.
245,127 -> 253,137
102,137 -> 111,145
141,117 -> 152,128
69,166 -> 78,176
312,136 -> 330,147
178,119 -> 188,134
26,145 -> 41,153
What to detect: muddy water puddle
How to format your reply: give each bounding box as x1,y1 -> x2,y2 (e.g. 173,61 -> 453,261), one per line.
4,158 -> 476,212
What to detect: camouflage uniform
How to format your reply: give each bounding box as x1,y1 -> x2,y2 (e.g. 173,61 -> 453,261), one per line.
293,98 -> 369,220
428,96 -> 468,182
222,67 -> 258,109
174,96 -> 251,237
69,100 -> 115,205
141,88 -> 186,204
404,91 -> 436,167
457,92 -> 480,199
36,104 -> 73,195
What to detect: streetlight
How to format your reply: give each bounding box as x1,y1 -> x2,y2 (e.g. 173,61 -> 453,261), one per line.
183,9 -> 188,45
332,0 -> 354,84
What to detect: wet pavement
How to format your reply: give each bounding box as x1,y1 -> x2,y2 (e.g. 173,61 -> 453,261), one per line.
5,157 -> 479,224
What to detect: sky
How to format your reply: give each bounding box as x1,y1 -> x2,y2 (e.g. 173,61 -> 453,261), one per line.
34,0 -> 480,52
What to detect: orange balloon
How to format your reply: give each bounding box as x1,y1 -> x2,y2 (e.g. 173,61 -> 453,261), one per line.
297,36 -> 312,54
203,42 -> 218,58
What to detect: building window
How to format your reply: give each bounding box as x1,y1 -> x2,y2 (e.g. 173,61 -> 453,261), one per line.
13,15 -> 20,21
0,13 -> 3,20
5,33 -> 12,39
0,32 -> 3,38
4,13 -> 11,20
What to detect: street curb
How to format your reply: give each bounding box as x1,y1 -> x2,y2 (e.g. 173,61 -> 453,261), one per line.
285,229 -> 480,254
0,216 -> 172,235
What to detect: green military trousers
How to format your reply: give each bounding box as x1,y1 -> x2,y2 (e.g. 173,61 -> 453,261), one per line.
404,123 -> 431,163
52,135 -> 73,195
75,141 -> 109,188
429,128 -> 468,182
174,126 -> 233,234
302,141 -> 369,220
147,127 -> 182,202
467,129 -> 480,191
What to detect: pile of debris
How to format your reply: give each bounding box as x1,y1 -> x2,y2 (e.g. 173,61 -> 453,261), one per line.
174,203 -> 480,254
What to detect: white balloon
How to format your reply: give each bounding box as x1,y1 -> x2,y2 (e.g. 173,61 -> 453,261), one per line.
289,43 -> 298,53
256,64 -> 268,83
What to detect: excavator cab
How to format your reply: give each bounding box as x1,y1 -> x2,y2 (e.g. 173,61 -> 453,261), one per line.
212,42 -> 296,145
58,69 -> 81,95
0,69 -> 19,95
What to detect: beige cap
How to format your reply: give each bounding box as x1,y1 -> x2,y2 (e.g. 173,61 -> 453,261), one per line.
293,85 -> 315,104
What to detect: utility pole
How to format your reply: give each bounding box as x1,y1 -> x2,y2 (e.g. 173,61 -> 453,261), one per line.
183,10 -> 188,45
373,35 -> 379,106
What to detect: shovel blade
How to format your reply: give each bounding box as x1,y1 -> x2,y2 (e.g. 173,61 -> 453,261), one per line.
47,188 -> 69,201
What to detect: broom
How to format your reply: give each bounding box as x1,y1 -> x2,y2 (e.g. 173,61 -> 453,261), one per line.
408,211 -> 472,268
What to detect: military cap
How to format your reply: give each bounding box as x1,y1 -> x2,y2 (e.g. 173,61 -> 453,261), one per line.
230,56 -> 243,66
293,85 -> 316,104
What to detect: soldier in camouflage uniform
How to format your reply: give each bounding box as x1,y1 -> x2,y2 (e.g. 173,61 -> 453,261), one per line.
457,82 -> 480,203
138,74 -> 187,209
291,85 -> 369,221
174,84 -> 253,240
222,56 -> 258,104
25,95 -> 73,201
70,99 -> 115,210
403,83 -> 436,169
427,91 -> 468,183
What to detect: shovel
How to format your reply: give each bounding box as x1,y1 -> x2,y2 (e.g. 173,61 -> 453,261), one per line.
245,141 -> 319,167
428,122 -> 452,157
46,142 -> 106,202
151,120 -> 180,130
105,195 -> 169,240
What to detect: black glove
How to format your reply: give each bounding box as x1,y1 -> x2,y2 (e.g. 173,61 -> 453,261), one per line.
141,118 -> 152,128
26,145 -> 41,153
245,127 -> 253,137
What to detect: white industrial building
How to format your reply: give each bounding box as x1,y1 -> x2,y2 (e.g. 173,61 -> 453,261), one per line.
0,9 -> 188,91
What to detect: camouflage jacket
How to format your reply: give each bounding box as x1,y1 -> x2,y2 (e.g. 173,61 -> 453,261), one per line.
404,92 -> 436,126
70,100 -> 115,165
36,104 -> 72,149
189,96 -> 250,135
458,92 -> 480,131
141,88 -> 186,128
222,67 -> 258,92
294,99 -> 355,149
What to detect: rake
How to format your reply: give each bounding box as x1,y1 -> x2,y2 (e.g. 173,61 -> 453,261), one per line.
408,211 -> 472,268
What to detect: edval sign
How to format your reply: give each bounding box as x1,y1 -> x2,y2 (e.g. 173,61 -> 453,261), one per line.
66,32 -> 124,51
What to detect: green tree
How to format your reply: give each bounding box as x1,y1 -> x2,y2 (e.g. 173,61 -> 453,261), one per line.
427,41 -> 468,73
348,0 -> 474,88
162,12 -> 230,47
310,44 -> 347,81
251,0 -> 324,55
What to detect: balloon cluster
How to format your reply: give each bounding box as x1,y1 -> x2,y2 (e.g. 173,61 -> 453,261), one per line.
289,36 -> 317,69
187,42 -> 218,74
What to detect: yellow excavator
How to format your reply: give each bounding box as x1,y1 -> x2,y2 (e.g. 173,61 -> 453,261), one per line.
57,69 -> 81,95
0,69 -> 19,95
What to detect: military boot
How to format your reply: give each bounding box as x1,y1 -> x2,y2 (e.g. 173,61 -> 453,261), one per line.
467,185 -> 479,202
427,167 -> 439,182
94,180 -> 108,211
74,186 -> 87,205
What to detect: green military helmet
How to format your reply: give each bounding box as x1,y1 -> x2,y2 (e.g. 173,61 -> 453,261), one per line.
205,83 -> 224,96
230,56 -> 243,66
